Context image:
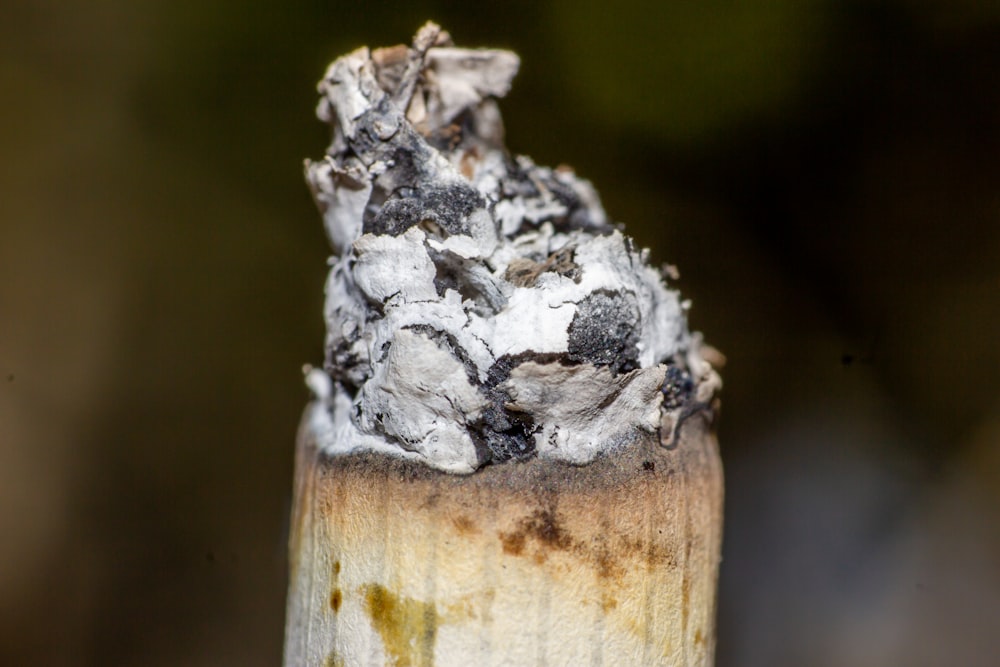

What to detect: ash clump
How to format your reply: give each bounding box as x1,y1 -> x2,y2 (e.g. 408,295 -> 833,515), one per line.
304,23 -> 720,473
367,183 -> 485,237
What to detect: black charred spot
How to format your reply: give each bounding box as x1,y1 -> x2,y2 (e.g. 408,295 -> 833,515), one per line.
349,98 -> 401,159
662,364 -> 694,410
367,196 -> 427,236
567,290 -> 640,375
366,183 -> 485,237
471,356 -> 537,464
484,354 -> 517,387
325,346 -> 366,390
471,404 -> 537,463
466,352 -> 570,464
485,351 -> 568,386
352,113 -> 484,237
500,159 -> 541,199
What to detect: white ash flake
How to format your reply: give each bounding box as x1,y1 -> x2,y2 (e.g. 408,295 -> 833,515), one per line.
303,22 -> 718,473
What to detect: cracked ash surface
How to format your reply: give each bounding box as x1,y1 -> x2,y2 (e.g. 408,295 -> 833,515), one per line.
302,23 -> 720,473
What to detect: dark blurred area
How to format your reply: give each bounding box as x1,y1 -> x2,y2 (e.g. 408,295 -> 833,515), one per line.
2,1 -> 998,665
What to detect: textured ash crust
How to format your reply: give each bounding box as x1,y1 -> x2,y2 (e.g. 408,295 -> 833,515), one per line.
303,23 -> 721,473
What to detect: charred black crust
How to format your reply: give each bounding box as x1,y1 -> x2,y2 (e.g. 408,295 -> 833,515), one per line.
398,328 -> 569,466
660,363 -> 711,451
499,158 -> 542,200
348,99 -> 402,160
469,404 -> 536,463
566,290 -> 640,375
661,364 -> 694,410
471,352 -> 573,465
346,104 -> 488,239
367,183 -> 485,237
324,350 -> 365,390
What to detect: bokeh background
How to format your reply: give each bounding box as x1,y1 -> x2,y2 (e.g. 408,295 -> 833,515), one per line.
3,1 -> 999,665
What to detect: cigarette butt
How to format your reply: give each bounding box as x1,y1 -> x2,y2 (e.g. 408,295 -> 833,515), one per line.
284,22 -> 724,666
284,414 -> 722,666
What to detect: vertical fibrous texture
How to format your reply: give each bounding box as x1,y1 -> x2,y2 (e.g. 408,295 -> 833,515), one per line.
284,425 -> 724,667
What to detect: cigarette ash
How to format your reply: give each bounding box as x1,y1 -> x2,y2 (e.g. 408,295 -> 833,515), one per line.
303,23 -> 720,473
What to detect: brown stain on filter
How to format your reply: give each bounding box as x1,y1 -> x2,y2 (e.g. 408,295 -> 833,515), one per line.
361,583 -> 438,667
498,502 -> 677,585
499,507 -> 571,561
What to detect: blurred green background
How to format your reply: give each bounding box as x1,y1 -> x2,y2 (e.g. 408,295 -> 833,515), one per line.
2,1 -> 999,665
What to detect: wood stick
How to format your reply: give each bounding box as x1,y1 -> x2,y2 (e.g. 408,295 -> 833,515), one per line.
284,23 -> 723,666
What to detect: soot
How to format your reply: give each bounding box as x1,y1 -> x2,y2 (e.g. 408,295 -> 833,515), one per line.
366,183 -> 485,237
566,290 -> 640,375
661,365 -> 694,410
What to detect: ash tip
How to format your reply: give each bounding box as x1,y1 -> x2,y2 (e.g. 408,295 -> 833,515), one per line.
315,23 -> 520,150
305,24 -> 718,473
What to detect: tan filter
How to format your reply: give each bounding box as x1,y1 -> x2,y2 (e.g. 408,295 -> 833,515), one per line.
284,413 -> 722,667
